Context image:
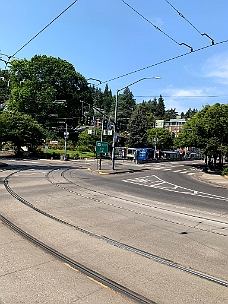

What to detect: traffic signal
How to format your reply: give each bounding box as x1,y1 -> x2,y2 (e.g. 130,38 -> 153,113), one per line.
103,120 -> 108,129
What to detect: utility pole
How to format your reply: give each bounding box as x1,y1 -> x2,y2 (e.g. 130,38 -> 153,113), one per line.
64,122 -> 68,160
112,77 -> 162,170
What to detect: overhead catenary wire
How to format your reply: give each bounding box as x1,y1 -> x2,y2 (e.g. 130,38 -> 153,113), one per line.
0,52 -> 18,67
164,0 -> 215,45
121,0 -> 195,51
134,96 -> 221,98
2,1 -> 225,88
121,0 -> 180,45
11,0 -> 79,58
100,39 -> 228,84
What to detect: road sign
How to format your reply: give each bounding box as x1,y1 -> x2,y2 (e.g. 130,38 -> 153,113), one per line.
96,141 -> 108,154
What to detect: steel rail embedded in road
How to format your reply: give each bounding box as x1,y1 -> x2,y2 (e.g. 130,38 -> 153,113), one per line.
3,170 -> 228,288
0,214 -> 155,304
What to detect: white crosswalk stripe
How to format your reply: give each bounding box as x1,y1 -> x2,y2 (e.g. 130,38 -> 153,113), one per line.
123,175 -> 228,201
145,164 -> 196,175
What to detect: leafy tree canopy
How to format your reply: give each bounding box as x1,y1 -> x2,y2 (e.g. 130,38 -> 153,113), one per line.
8,55 -> 90,128
0,111 -> 46,154
176,103 -> 228,157
77,128 -> 113,152
147,128 -> 173,150
0,69 -> 11,110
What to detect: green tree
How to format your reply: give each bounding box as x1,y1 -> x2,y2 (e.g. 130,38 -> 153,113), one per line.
0,69 -> 11,111
177,103 -> 228,167
8,55 -> 90,129
135,101 -> 156,128
103,84 -> 114,115
76,129 -> 99,152
148,98 -> 158,114
91,87 -> 104,110
0,111 -> 46,155
116,87 -> 136,132
182,108 -> 198,119
163,108 -> 178,120
155,95 -> 165,119
147,128 -> 173,150
127,106 -> 148,147
77,128 -> 113,152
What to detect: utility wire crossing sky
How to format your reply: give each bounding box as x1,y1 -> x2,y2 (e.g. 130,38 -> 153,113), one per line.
0,0 -> 228,113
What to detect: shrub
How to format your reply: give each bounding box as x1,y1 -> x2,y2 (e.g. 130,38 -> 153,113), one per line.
221,167 -> 228,176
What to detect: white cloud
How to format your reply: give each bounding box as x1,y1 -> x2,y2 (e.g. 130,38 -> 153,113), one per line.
202,52 -> 228,84
163,87 -> 211,98
161,87 -> 221,113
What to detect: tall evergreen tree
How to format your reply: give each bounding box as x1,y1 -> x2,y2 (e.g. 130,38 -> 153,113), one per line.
155,95 -> 165,119
183,108 -> 198,119
148,98 -> 158,115
136,101 -> 155,128
127,106 -> 148,147
164,108 -> 178,120
103,84 -> 113,115
116,87 -> 136,132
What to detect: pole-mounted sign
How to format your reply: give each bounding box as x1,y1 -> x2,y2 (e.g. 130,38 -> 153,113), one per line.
96,141 -> 108,154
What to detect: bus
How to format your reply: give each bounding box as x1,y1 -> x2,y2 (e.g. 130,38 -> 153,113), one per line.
126,147 -> 154,162
161,150 -> 180,160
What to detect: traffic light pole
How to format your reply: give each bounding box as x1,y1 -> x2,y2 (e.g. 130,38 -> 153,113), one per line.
111,91 -> 118,170
64,122 -> 68,160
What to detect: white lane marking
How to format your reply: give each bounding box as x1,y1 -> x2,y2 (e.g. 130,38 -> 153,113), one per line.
123,175 -> 228,201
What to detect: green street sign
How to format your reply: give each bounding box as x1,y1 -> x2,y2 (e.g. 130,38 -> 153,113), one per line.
96,141 -> 108,154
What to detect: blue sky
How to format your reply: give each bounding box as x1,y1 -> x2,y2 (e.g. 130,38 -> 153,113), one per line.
0,0 -> 228,113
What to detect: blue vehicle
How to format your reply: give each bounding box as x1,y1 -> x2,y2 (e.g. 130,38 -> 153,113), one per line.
127,147 -> 154,162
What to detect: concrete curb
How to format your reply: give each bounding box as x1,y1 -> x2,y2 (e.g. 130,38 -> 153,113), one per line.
87,168 -> 130,174
87,167 -> 151,175
192,172 -> 228,189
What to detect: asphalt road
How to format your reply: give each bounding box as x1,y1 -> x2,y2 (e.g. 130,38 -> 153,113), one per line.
100,163 -> 228,212
0,158 -> 228,303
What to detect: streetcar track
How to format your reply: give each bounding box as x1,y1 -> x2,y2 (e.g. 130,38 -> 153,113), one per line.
0,214 -> 155,304
53,168 -> 228,233
3,169 -> 228,288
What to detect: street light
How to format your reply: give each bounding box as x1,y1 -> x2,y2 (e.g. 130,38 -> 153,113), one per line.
52,100 -> 69,160
111,76 -> 162,170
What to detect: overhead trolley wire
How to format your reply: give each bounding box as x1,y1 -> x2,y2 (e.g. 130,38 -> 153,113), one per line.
101,39 -> 228,84
164,0 -> 215,45
11,0 -> 79,58
135,96 -> 220,98
121,0 -> 194,51
121,0 -> 180,45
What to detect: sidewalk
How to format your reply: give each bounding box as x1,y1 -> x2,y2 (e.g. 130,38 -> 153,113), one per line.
192,170 -> 228,189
